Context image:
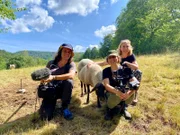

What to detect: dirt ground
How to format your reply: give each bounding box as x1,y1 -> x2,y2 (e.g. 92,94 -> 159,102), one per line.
0,75 -> 88,125
0,78 -> 39,123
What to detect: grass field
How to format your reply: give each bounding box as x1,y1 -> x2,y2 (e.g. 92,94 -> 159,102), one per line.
0,53 -> 180,135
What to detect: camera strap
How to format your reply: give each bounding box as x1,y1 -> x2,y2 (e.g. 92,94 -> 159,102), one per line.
111,66 -> 123,79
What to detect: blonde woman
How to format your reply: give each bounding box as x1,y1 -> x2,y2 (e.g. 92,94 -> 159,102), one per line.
117,39 -> 142,105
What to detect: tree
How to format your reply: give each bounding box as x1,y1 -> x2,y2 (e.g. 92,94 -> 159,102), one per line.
83,48 -> 91,58
0,0 -> 25,32
99,34 -> 113,58
113,0 -> 180,54
0,56 -> 6,69
91,47 -> 99,59
112,0 -> 150,54
136,0 -> 180,53
7,55 -> 25,68
73,52 -> 83,61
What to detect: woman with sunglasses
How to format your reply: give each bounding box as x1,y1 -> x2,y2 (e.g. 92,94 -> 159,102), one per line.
102,50 -> 138,120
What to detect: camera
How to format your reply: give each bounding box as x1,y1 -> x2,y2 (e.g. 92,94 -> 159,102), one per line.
129,77 -> 140,90
38,82 -> 56,99
112,66 -> 140,92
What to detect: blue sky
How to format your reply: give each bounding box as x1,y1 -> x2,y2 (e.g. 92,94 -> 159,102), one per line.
0,0 -> 129,53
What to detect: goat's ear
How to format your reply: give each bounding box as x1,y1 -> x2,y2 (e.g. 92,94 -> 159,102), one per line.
90,83 -> 102,93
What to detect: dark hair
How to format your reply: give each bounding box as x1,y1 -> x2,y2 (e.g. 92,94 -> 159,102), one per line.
53,47 -> 73,65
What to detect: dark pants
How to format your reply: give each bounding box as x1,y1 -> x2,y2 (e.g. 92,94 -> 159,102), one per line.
55,79 -> 73,109
39,79 -> 73,120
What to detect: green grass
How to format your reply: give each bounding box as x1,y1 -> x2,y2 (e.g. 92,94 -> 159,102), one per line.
0,53 -> 180,135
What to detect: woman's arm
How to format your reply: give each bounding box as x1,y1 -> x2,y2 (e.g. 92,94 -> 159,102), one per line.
103,77 -> 135,101
123,90 -> 135,100
43,61 -> 77,82
96,61 -> 108,66
123,61 -> 138,70
42,69 -> 76,83
103,78 -> 126,99
53,69 -> 76,80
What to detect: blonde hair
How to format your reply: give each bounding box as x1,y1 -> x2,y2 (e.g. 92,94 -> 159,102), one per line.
117,39 -> 133,56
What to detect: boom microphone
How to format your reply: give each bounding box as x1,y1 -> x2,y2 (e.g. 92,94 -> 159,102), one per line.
31,68 -> 51,81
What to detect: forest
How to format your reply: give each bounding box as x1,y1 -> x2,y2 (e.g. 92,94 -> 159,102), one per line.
82,0 -> 180,58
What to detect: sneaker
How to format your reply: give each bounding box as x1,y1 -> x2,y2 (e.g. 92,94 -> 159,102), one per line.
63,109 -> 74,120
131,100 -> 138,106
123,110 -> 132,120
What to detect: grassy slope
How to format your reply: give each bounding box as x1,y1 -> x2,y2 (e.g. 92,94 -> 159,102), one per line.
0,53 -> 180,135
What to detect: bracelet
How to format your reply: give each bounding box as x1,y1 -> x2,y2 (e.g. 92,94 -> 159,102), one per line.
53,76 -> 56,80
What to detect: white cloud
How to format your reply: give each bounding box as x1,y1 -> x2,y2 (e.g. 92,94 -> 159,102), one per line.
2,7 -> 55,33
74,44 -> 99,52
48,0 -> 100,16
16,0 -> 42,7
89,44 -> 99,49
11,19 -> 31,33
94,24 -> 116,38
1,18 -> 31,33
74,45 -> 86,52
111,0 -> 119,4
25,7 -> 55,32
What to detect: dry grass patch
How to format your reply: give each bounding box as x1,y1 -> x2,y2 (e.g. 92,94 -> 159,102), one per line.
0,53 -> 180,135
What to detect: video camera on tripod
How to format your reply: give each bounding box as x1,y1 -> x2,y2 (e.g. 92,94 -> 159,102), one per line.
112,65 -> 140,93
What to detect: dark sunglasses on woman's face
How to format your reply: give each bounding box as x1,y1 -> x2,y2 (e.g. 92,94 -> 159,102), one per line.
108,56 -> 116,59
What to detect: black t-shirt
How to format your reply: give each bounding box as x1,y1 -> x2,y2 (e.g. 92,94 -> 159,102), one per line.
120,54 -> 136,65
103,66 -> 133,87
46,60 -> 76,75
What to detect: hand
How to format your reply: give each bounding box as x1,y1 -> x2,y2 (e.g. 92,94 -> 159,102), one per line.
122,93 -> 130,100
41,75 -> 54,83
116,91 -> 126,100
122,61 -> 129,66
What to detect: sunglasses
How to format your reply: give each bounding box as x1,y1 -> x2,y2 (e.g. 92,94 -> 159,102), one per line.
108,56 -> 116,59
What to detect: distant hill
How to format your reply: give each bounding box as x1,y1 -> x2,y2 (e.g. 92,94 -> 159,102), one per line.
0,49 -> 84,61
15,50 -> 56,60
15,50 -> 84,61
0,50 -> 14,60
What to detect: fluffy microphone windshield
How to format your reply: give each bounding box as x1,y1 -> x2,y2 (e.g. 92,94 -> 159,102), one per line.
31,68 -> 51,81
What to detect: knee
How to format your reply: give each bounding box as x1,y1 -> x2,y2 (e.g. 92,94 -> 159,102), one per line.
63,79 -> 73,87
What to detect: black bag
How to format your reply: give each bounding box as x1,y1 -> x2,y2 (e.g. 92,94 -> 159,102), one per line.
37,82 -> 56,99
